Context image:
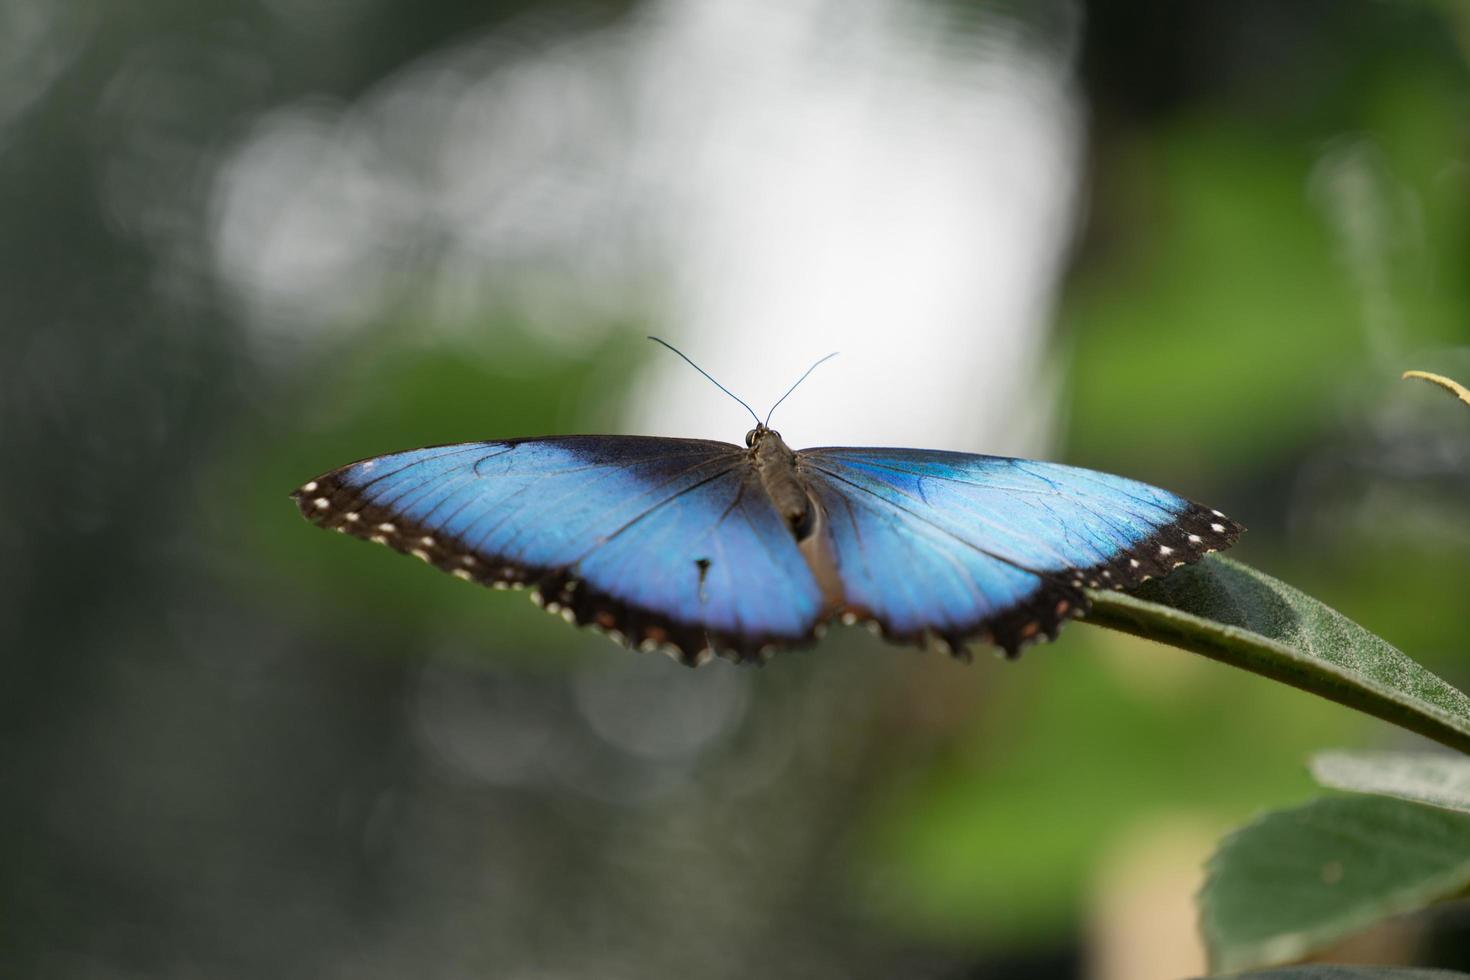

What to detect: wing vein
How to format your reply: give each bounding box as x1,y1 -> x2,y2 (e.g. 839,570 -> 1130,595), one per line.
808,465 -> 1072,581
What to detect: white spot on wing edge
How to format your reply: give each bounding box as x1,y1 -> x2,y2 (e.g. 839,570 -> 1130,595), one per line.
302,481 -> 318,493
1211,522 -> 1226,533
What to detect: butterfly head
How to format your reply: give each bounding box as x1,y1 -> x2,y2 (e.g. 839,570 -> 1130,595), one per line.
745,423 -> 790,450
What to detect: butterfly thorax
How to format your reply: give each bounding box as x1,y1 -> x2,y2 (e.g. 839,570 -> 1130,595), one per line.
749,427 -> 814,540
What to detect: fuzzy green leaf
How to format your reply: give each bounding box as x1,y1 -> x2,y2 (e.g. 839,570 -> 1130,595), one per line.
1199,795 -> 1470,973
1312,751 -> 1470,815
1083,557 -> 1470,753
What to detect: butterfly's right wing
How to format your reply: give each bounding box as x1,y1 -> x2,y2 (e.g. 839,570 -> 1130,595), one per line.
294,436 -> 825,663
799,446 -> 1242,657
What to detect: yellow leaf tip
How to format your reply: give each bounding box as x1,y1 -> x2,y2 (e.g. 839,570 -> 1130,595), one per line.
1402,369 -> 1470,408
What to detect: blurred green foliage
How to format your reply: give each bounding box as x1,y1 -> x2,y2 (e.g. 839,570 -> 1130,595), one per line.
859,10 -> 1470,949
1064,67 -> 1470,480
858,628 -> 1357,942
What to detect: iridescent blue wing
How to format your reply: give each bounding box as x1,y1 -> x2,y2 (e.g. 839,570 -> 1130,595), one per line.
294,437 -> 825,664
798,447 -> 1243,657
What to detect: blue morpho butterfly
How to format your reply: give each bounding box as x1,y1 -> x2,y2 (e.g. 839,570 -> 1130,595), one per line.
294,339 -> 1243,666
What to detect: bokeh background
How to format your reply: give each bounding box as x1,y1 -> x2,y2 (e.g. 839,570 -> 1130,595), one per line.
5,1 -> 1470,977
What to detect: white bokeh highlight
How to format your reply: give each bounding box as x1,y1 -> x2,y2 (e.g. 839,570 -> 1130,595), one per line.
211,0 -> 1083,453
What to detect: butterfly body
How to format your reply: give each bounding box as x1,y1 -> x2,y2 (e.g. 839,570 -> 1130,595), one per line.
749,425 -> 812,535
294,426 -> 1242,665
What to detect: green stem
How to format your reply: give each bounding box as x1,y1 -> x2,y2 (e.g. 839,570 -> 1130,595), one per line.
1083,588 -> 1470,758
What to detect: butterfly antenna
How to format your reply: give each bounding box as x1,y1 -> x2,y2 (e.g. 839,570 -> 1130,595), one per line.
647,336 -> 761,426
764,351 -> 839,427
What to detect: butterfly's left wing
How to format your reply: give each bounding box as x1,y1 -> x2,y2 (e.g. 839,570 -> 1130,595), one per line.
294,436 -> 825,664
799,447 -> 1243,657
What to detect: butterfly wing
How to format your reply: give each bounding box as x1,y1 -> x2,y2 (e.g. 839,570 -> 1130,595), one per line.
294,437 -> 825,664
799,447 -> 1243,657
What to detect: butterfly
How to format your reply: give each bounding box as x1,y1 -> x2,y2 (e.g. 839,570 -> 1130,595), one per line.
293,342 -> 1243,666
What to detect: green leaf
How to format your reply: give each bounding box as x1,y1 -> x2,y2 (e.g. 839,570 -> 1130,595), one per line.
1199,795 -> 1470,973
1083,557 -> 1470,754
1218,969 -> 1469,979
1312,751 -> 1470,815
